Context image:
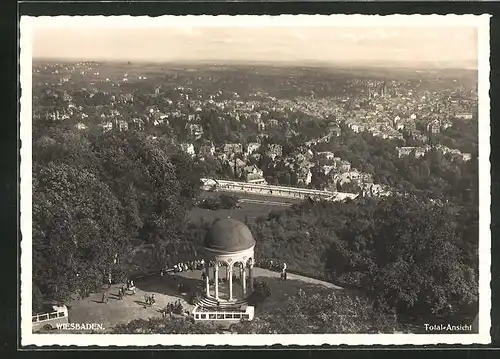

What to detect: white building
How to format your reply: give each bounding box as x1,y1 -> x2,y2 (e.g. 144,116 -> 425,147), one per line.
100,122 -> 113,132
322,165 -> 336,175
199,143 -> 216,157
246,143 -> 261,156
266,144 -> 283,160
317,151 -> 335,160
75,123 -> 88,130
115,120 -> 128,132
180,143 -> 196,158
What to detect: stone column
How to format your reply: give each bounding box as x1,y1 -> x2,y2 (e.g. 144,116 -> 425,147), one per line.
214,263 -> 219,300
249,260 -> 254,292
205,263 -> 210,297
228,267 -> 233,301
242,266 -> 246,296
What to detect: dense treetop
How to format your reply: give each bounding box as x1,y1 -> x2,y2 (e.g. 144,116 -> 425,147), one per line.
249,195 -> 478,324
32,128 -> 202,311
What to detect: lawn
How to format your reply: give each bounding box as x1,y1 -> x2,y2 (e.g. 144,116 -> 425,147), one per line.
189,201 -> 283,224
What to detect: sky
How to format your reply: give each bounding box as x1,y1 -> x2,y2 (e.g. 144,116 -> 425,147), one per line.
31,26 -> 478,68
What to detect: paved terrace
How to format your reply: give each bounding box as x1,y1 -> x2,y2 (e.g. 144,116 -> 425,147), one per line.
57,268 -> 342,334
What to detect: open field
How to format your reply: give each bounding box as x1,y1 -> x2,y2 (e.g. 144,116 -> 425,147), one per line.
189,202 -> 276,224
200,190 -> 303,204
190,191 -> 302,224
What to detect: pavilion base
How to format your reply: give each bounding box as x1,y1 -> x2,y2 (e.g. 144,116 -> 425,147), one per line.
192,305 -> 255,321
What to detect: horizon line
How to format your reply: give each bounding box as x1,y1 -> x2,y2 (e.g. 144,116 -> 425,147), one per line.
32,57 -> 478,71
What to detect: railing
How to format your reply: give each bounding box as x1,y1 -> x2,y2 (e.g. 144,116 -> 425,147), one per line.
192,305 -> 255,321
200,178 -> 358,201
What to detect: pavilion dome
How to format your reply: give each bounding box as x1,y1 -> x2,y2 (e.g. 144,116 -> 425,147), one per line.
204,218 -> 256,253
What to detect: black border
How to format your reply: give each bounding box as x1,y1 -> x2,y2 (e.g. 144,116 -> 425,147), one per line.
4,0 -> 499,356
14,1 -> 500,15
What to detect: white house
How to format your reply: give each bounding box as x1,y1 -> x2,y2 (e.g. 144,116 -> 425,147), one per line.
115,120 -> 128,132
349,123 -> 361,133
322,165 -> 336,175
100,122 -> 113,132
180,143 -> 196,158
75,123 -> 88,130
243,164 -> 263,177
266,144 -> 283,160
199,143 -> 216,157
317,151 -> 336,161
296,168 -> 312,186
223,143 -> 243,156
246,143 -> 261,156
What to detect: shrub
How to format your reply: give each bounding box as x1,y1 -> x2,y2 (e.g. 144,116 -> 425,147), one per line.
188,290 -> 203,305
248,280 -> 272,307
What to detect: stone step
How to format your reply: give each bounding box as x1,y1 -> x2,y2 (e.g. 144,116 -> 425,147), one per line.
195,296 -> 247,308
197,298 -> 244,306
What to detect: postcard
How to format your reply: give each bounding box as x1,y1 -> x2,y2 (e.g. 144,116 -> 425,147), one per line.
20,14 -> 491,346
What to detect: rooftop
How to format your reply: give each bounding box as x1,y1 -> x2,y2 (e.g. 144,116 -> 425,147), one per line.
204,219 -> 256,253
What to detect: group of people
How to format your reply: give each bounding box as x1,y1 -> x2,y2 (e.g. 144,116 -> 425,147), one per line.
143,293 -> 156,307
100,279 -> 136,303
161,300 -> 184,318
117,286 -> 126,300
116,280 -> 136,299
171,259 -> 205,273
164,258 -> 260,276
201,270 -> 246,285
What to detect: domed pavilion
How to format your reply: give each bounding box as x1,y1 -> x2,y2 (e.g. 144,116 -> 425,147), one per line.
193,218 -> 256,321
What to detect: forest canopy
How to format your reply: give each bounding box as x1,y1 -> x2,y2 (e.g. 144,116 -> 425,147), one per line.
32,128 -> 202,311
